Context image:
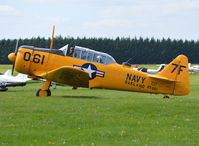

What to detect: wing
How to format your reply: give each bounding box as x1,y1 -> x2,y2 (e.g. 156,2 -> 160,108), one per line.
39,66 -> 89,87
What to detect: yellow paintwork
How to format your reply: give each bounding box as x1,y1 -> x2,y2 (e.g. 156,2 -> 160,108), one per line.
41,66 -> 89,87
9,47 -> 190,96
38,90 -> 48,96
40,80 -> 51,90
8,53 -> 16,63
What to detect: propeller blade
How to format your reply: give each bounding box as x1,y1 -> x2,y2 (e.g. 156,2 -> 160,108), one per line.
11,62 -> 15,75
50,25 -> 55,49
15,39 -> 19,55
11,39 -> 19,75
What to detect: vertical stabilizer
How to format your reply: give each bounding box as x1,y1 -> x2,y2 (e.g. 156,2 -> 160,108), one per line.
157,55 -> 190,95
4,70 -> 12,76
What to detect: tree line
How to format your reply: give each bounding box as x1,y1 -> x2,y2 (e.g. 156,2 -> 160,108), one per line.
0,36 -> 199,64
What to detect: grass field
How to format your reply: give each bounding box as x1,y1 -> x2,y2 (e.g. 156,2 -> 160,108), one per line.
0,65 -> 199,146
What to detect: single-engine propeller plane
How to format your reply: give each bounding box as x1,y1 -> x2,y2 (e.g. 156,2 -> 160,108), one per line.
0,70 -> 30,91
7,28 -> 190,97
188,63 -> 199,73
133,64 -> 165,74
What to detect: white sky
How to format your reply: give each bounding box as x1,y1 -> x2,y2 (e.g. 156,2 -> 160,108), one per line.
0,0 -> 199,40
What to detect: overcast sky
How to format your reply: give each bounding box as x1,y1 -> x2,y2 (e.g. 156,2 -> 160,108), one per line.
0,0 -> 199,40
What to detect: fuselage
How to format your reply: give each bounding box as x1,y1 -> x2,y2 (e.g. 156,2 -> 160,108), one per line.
13,46 -> 176,95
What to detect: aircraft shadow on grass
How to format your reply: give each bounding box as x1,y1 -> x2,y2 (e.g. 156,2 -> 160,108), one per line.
54,95 -> 102,99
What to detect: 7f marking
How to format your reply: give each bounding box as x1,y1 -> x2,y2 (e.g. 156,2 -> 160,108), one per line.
171,63 -> 186,75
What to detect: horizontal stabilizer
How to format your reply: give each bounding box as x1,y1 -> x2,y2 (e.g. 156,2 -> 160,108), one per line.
149,74 -> 176,82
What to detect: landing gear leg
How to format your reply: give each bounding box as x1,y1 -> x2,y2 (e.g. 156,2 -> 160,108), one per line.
36,80 -> 51,97
163,95 -> 170,99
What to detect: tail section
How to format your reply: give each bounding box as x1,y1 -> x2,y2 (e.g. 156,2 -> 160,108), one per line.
4,70 -> 12,76
157,55 -> 190,95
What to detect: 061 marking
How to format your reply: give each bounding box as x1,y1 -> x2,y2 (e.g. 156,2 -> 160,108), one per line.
24,52 -> 45,64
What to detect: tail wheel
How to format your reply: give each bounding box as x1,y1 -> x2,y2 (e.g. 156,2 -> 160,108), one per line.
36,89 -> 51,97
163,95 -> 170,99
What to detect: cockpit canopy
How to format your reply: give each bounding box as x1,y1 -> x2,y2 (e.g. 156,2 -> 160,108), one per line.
59,45 -> 116,65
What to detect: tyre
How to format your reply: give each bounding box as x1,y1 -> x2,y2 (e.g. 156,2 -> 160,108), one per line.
36,89 -> 51,96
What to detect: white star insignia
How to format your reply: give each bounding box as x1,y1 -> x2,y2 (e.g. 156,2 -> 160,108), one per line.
82,64 -> 96,78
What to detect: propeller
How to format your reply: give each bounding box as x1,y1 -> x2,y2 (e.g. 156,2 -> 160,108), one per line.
50,25 -> 55,49
11,39 -> 19,75
9,26 -> 55,76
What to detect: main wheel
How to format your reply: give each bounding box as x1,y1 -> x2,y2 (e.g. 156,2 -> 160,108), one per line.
36,89 -> 51,97
0,87 -> 8,92
72,87 -> 77,90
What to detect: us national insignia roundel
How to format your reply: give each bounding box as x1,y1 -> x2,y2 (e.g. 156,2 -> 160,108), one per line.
73,63 -> 105,80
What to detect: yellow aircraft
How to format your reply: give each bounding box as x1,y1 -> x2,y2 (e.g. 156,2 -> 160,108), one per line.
8,30 -> 190,98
